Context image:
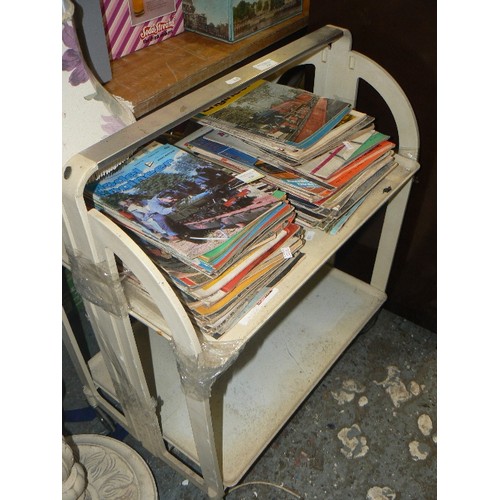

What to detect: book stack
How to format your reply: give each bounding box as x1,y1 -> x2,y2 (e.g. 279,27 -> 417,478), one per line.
182,79 -> 399,233
86,141 -> 304,338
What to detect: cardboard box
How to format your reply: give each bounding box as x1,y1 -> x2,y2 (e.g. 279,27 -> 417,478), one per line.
101,0 -> 184,60
182,0 -> 303,43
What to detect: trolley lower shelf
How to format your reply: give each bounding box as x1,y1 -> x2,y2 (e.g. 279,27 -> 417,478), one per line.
89,266 -> 385,486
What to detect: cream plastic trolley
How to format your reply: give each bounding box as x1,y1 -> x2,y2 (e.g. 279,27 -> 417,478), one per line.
62,25 -> 419,498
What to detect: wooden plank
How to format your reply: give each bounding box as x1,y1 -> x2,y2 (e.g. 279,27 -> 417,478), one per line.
104,8 -> 309,118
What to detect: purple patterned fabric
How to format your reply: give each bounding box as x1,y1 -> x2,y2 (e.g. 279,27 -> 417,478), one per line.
62,21 -> 89,86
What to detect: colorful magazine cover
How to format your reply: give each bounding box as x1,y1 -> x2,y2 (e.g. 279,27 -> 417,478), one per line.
196,252 -> 305,338
182,128 -> 336,203
196,79 -> 351,151
324,141 -> 395,190
86,141 -> 287,275
296,130 -> 390,180
188,237 -> 304,316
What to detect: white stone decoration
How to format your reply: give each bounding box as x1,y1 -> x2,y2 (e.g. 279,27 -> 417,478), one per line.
66,434 -> 158,499
62,436 -> 87,500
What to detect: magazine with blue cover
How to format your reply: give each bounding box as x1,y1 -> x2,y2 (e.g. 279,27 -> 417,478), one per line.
86,142 -> 287,275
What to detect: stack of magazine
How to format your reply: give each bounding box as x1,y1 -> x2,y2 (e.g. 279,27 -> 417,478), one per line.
182,79 -> 399,232
84,79 -> 400,337
85,141 -> 305,337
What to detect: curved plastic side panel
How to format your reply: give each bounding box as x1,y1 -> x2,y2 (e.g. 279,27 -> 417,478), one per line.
88,209 -> 202,359
350,51 -> 420,161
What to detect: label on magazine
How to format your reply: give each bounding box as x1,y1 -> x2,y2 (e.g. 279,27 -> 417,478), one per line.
305,230 -> 316,241
235,169 -> 265,183
281,247 -> 293,259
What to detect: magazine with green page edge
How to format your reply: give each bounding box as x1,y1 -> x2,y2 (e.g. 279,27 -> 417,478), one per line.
198,202 -> 294,265
86,141 -> 286,275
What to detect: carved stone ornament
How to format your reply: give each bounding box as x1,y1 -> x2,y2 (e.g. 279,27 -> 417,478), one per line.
65,434 -> 158,499
62,436 -> 87,500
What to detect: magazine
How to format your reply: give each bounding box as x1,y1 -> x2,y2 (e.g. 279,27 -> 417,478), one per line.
318,155 -> 399,232
173,222 -> 300,299
187,236 -> 305,315
198,110 -> 374,166
181,127 -> 336,203
181,122 -> 388,191
296,129 -> 390,180
199,252 -> 305,338
86,141 -> 290,276
324,140 -> 395,190
191,251 -> 305,337
195,79 -> 352,157
180,125 -> 396,230
326,157 -> 399,234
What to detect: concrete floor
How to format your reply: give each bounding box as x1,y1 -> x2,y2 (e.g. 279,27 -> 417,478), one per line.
62,308 -> 436,499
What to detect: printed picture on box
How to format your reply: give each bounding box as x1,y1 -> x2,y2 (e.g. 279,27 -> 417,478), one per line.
129,0 -> 175,26
183,0 -> 302,41
232,0 -> 302,40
